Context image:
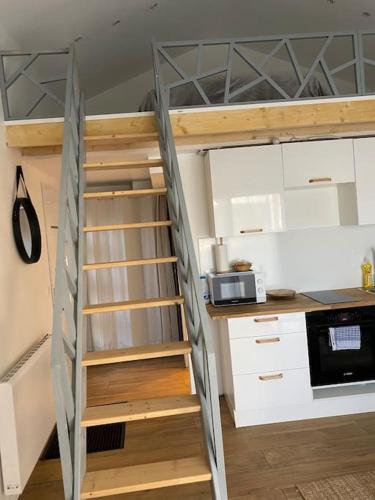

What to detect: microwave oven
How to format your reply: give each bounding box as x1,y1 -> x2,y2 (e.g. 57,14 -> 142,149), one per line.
208,271 -> 266,307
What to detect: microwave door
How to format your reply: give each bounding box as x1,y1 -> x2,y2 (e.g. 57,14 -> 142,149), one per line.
213,275 -> 256,305
221,281 -> 245,300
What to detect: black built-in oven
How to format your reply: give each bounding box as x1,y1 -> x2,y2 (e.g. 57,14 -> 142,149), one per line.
306,306 -> 375,387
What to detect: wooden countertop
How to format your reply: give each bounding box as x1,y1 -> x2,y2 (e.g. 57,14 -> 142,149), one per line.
206,288 -> 375,320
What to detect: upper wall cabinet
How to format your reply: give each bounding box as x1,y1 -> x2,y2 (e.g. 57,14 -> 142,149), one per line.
282,139 -> 355,188
204,138 -> 375,238
205,145 -> 285,237
354,138 -> 375,226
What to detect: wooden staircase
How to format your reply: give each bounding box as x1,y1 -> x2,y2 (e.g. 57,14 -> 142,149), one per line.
83,220 -> 172,233
82,340 -> 192,367
83,187 -> 167,200
81,395 -> 201,426
83,159 -> 164,171
83,256 -> 178,271
81,456 -> 211,499
80,158 -> 211,498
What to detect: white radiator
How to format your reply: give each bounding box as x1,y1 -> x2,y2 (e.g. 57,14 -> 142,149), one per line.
0,335 -> 55,496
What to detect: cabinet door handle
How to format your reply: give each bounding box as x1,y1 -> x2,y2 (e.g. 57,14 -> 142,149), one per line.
254,316 -> 279,323
240,228 -> 263,234
308,177 -> 332,184
256,337 -> 280,344
259,373 -> 283,381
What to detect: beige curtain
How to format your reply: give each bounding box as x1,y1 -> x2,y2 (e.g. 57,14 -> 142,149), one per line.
85,187 -> 180,351
140,195 -> 180,344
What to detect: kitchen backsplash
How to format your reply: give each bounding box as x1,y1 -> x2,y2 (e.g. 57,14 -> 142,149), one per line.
198,225 -> 375,293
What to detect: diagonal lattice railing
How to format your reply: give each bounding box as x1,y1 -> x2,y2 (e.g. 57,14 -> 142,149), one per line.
154,31 -> 375,109
0,48 -> 69,120
50,46 -> 86,500
152,45 -> 228,500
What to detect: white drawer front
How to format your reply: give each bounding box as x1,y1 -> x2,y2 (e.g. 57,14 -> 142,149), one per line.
230,332 -> 309,375
234,368 -> 312,410
228,312 -> 306,339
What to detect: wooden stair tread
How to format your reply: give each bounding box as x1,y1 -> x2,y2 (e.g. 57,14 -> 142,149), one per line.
81,395 -> 200,427
83,188 -> 167,199
83,159 -> 163,170
83,256 -> 177,271
83,220 -> 172,232
83,296 -> 184,315
80,455 -> 211,498
82,341 -> 192,366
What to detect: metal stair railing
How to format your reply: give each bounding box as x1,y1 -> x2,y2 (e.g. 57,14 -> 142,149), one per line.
152,31 -> 375,109
0,48 -> 69,120
50,45 -> 85,500
152,45 -> 228,500
0,44 -> 86,500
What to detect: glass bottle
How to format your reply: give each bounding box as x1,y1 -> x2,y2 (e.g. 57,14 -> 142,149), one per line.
361,259 -> 374,289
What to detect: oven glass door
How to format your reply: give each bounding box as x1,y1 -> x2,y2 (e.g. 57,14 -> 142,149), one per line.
307,322 -> 375,386
213,274 -> 256,305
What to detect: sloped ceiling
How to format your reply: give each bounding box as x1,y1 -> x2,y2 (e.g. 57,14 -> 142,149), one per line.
0,0 -> 375,99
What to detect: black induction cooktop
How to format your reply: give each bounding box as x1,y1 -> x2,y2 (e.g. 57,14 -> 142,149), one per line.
303,290 -> 361,305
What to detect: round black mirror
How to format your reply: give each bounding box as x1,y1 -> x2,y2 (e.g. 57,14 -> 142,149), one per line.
19,205 -> 32,255
12,167 -> 41,264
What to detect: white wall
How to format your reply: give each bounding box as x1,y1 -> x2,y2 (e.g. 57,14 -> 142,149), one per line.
199,227 -> 375,292
86,68 -> 154,115
0,103 -> 55,499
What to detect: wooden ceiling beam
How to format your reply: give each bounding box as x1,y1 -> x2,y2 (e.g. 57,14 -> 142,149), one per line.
6,98 -> 375,156
172,99 -> 375,137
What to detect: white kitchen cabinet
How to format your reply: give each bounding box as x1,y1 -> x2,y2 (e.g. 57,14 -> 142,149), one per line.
220,313 -> 312,425
230,331 -> 309,375
282,139 -> 355,188
228,312 -> 306,339
284,183 -> 359,229
233,368 -> 312,411
354,137 -> 375,226
205,145 -> 285,237
204,138 -> 375,238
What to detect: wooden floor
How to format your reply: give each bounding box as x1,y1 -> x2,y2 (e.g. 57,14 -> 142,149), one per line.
21,356 -> 375,499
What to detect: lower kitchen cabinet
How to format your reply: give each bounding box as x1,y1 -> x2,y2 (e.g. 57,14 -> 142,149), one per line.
218,311 -> 375,427
233,368 -> 312,411
230,331 -> 309,375
228,312 -> 306,339
220,312 -> 312,423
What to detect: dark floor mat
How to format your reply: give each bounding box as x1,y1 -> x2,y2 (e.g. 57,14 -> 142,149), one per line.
41,422 -> 126,460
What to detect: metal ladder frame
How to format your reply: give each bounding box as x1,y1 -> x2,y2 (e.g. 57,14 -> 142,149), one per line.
49,45 -> 86,500
152,42 -> 228,500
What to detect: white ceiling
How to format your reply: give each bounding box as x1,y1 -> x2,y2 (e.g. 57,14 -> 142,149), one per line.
1,0 -> 375,99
